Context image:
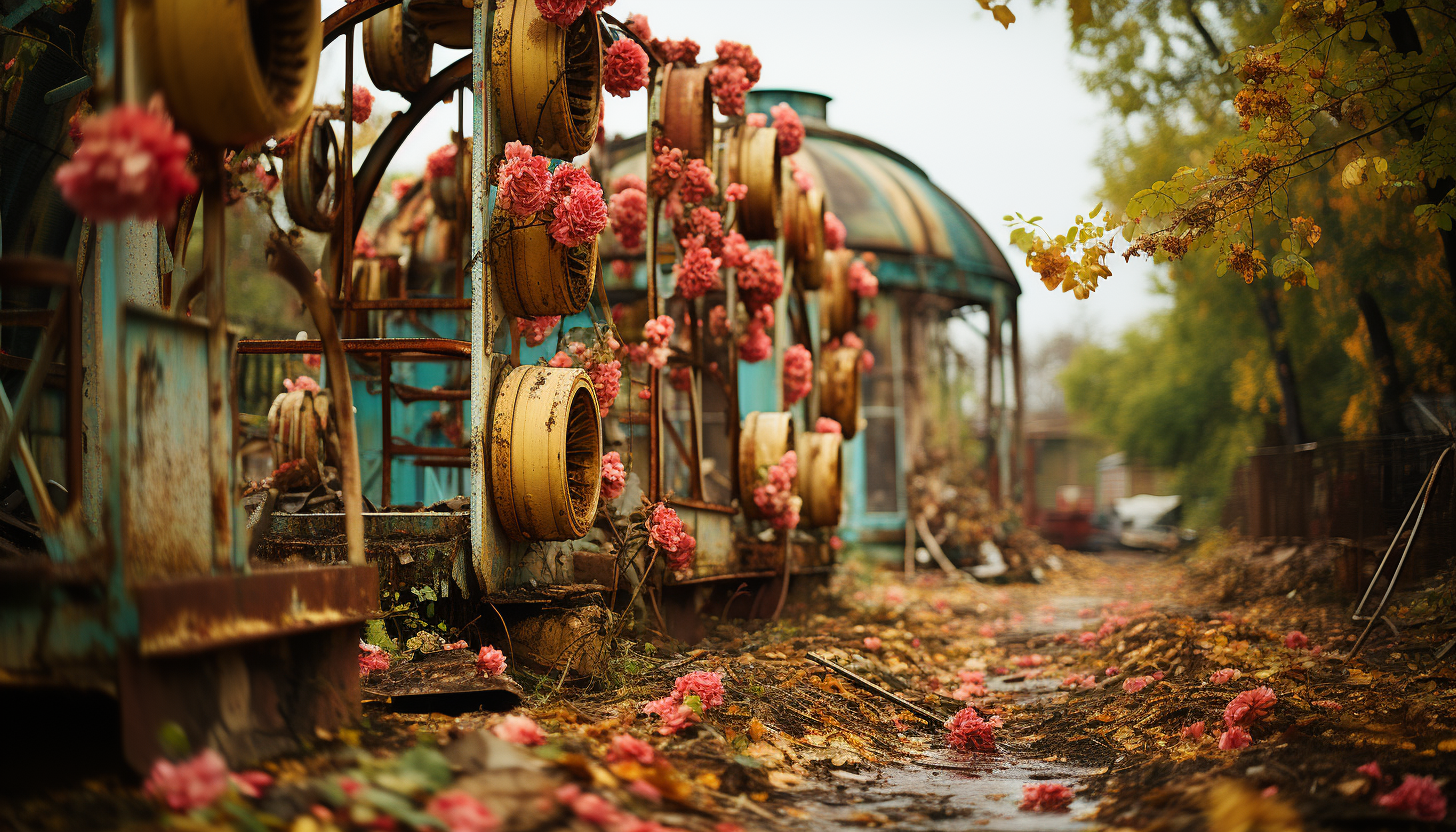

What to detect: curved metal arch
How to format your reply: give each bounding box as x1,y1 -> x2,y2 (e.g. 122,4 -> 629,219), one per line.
352,55 -> 471,234
322,0 -> 401,46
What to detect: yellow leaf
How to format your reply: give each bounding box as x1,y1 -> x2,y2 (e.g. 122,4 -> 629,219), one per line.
1069,0 -> 1092,28
1438,739 -> 1456,752
992,4 -> 1016,27
749,718 -> 767,742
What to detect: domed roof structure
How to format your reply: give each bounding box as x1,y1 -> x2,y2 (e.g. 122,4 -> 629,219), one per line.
601,88 -> 1018,305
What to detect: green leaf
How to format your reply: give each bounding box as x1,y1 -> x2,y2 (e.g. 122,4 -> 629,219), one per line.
1090,202 -> 1103,218
157,722 -> 192,760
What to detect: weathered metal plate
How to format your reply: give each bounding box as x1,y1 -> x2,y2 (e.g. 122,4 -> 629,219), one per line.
132,564 -> 378,657
363,648 -> 523,715
122,308 -> 216,579
663,504 -> 733,581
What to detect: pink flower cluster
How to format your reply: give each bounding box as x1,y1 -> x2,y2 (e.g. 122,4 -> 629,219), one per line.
649,139 -> 683,198
945,707 -> 996,752
847,260 -> 879,298
721,231 -> 750,268
753,451 -> 800,530
548,164 -> 609,247
55,95 -> 198,223
726,183 -> 748,202
513,315 -> 561,348
1377,776 -> 1447,822
493,714 -> 546,746
145,749 -> 230,812
648,503 -> 696,573
425,790 -> 499,832
606,733 -> 657,765
1122,675 -> 1155,693
738,305 -> 773,363
710,41 -> 761,116
1060,673 -> 1095,690
556,784 -> 677,832
1359,761 -> 1383,779
642,670 -> 724,736
644,314 -> 674,348
1182,721 -> 1206,740
1223,686 -> 1277,728
497,141 -> 553,215
824,211 -> 847,250
391,177 -> 416,201
601,451 -> 626,501
863,636 -> 882,651
770,103 -> 805,157
587,358 -> 622,417
737,247 -> 784,310
1209,668 -> 1241,684
1020,782 -> 1074,812
815,416 -> 842,434
609,180 -> 648,251
549,351 -> 573,368
783,345 -> 813,405
350,84 -> 373,123
359,641 -> 390,678
673,671 -> 726,709
1218,726 -> 1251,750
642,696 -> 700,736
953,679 -> 989,699
1284,630 -> 1309,649
675,236 -> 722,300
426,142 -> 458,180
355,229 -> 378,259
603,37 -> 649,97
679,158 -> 716,204
534,0 -> 613,27
476,645 -> 507,677
284,376 -> 320,394
652,37 -> 700,66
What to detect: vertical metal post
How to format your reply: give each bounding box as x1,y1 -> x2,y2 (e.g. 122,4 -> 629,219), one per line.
469,0 -> 495,584
645,67 -> 662,502
203,150 -> 232,569
341,28 -> 355,311
381,354 -> 392,507
1010,303 -> 1024,509
985,298 -> 1000,508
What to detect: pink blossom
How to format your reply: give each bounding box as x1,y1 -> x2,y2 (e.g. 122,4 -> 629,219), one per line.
1377,775 -> 1447,821
654,37 -> 700,66
54,95 -> 197,223
493,714 -> 546,746
708,305 -> 730,338
548,165 -> 608,247
145,749 -> 230,812
497,141 -> 552,216
752,451 -> 800,529
355,229 -> 378,259
720,232 -> 750,269
587,359 -> 621,416
737,318 -> 771,363
1284,630 -> 1309,650
736,248 -> 783,309
476,645 -> 507,677
1020,782 -> 1074,812
609,186 -> 648,252
625,14 -> 651,41
709,63 -> 751,117
945,707 -> 996,752
1218,727 -> 1252,750
814,417 -> 842,434
847,260 -> 879,298
603,37 -> 649,97
442,640 -> 469,650
673,671 -> 726,709
642,696 -> 700,735
637,388 -> 652,400
567,792 -> 621,826
426,143 -> 458,180
359,641 -> 390,678
770,103 -> 805,157
1104,667 -> 1119,676
534,0 -> 588,27
1152,670 -> 1165,681
283,376 -> 320,394
1182,721 -> 1206,740
1359,762 -> 1383,779
392,177 -> 418,201
610,260 -> 633,281
1122,675 -> 1154,693
627,780 -> 662,803
606,734 -> 656,765
1209,668 -> 1241,684
726,183 -> 748,202
350,84 -> 373,123
676,206 -> 724,256
1223,686 -> 1277,728
953,682 -> 988,700
745,113 -> 767,128
549,351 -> 573,368
783,345 -> 813,405
824,211 -> 847,250
229,770 -> 274,799
679,158 -> 716,204
1012,654 -> 1046,668
252,161 -> 278,192
863,636 -> 882,651
830,535 -> 844,550
1261,785 -> 1279,798
512,315 -> 561,348
601,452 -> 626,501
648,503 -> 696,572
643,315 -> 675,348
1078,631 -> 1098,646
669,366 -> 693,391
862,311 -> 879,330
978,624 -> 997,638
649,140 -> 683,197
674,237 -> 722,300
426,790 -> 500,832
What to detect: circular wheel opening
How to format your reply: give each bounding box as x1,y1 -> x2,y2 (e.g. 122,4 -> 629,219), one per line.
562,13 -> 602,149
247,0 -> 316,111
563,383 -> 601,533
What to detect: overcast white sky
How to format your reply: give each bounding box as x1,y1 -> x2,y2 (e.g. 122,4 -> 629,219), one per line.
318,0 -> 1169,347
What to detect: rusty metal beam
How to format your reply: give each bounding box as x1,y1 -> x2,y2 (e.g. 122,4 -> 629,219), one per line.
393,383 -> 469,403
321,0 -> 397,46
236,338 -> 470,358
